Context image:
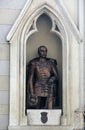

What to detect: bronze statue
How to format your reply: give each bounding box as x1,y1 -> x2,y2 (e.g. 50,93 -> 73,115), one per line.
26,46 -> 58,109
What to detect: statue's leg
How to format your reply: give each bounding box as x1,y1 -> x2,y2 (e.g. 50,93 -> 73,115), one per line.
47,96 -> 53,109
36,97 -> 41,109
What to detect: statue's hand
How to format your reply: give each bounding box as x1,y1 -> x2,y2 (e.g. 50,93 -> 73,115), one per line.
29,94 -> 38,106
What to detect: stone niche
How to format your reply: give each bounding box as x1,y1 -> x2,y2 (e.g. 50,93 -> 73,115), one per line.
26,13 -> 62,109
7,0 -> 84,130
26,13 -> 62,125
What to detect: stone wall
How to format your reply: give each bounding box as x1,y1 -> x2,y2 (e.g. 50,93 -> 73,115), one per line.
62,0 -> 78,25
0,1 -> 27,129
0,0 -> 83,130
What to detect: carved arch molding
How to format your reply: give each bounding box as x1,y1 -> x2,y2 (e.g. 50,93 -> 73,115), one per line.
20,6 -> 68,126
7,0 -> 83,130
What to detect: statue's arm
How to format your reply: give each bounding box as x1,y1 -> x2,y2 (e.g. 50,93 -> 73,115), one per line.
49,59 -> 58,83
54,59 -> 58,76
28,63 -> 35,95
52,64 -> 58,79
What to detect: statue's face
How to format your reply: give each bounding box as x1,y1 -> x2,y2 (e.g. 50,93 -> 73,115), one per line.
39,46 -> 47,58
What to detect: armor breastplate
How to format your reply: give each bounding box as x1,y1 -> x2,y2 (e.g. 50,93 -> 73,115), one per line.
35,61 -> 51,82
34,61 -> 52,97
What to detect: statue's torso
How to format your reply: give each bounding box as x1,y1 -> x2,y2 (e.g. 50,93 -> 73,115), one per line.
35,61 -> 51,82
30,58 -> 53,97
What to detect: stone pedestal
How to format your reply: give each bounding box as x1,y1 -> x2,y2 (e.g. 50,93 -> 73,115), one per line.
27,109 -> 61,125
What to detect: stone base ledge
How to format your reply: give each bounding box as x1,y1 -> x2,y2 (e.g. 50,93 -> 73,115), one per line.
8,126 -> 72,130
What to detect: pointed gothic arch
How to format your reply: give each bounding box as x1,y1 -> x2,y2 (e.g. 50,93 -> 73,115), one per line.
18,5 -> 69,125
7,0 -> 83,129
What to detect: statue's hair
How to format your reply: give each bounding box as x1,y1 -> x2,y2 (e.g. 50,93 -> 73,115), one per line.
38,45 -> 47,55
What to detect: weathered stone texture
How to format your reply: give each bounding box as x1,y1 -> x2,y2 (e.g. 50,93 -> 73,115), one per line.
0,9 -> 21,25
0,91 -> 8,104
0,61 -> 9,75
0,44 -> 9,60
0,76 -> 9,91
0,0 -> 27,9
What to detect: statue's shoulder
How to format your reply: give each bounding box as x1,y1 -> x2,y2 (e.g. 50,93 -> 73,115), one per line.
27,57 -> 39,67
47,58 -> 57,65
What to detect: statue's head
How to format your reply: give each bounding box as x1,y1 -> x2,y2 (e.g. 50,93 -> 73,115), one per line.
38,45 -> 47,58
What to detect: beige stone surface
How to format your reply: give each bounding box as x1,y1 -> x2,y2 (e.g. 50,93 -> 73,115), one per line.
62,0 -> 78,25
0,9 -> 21,25
8,126 -> 72,130
0,44 -> 9,60
27,110 -> 61,125
0,0 -> 27,9
0,60 -> 9,75
0,105 -> 8,114
0,115 -> 8,129
0,91 -> 8,104
0,76 -> 9,90
0,25 -> 11,43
